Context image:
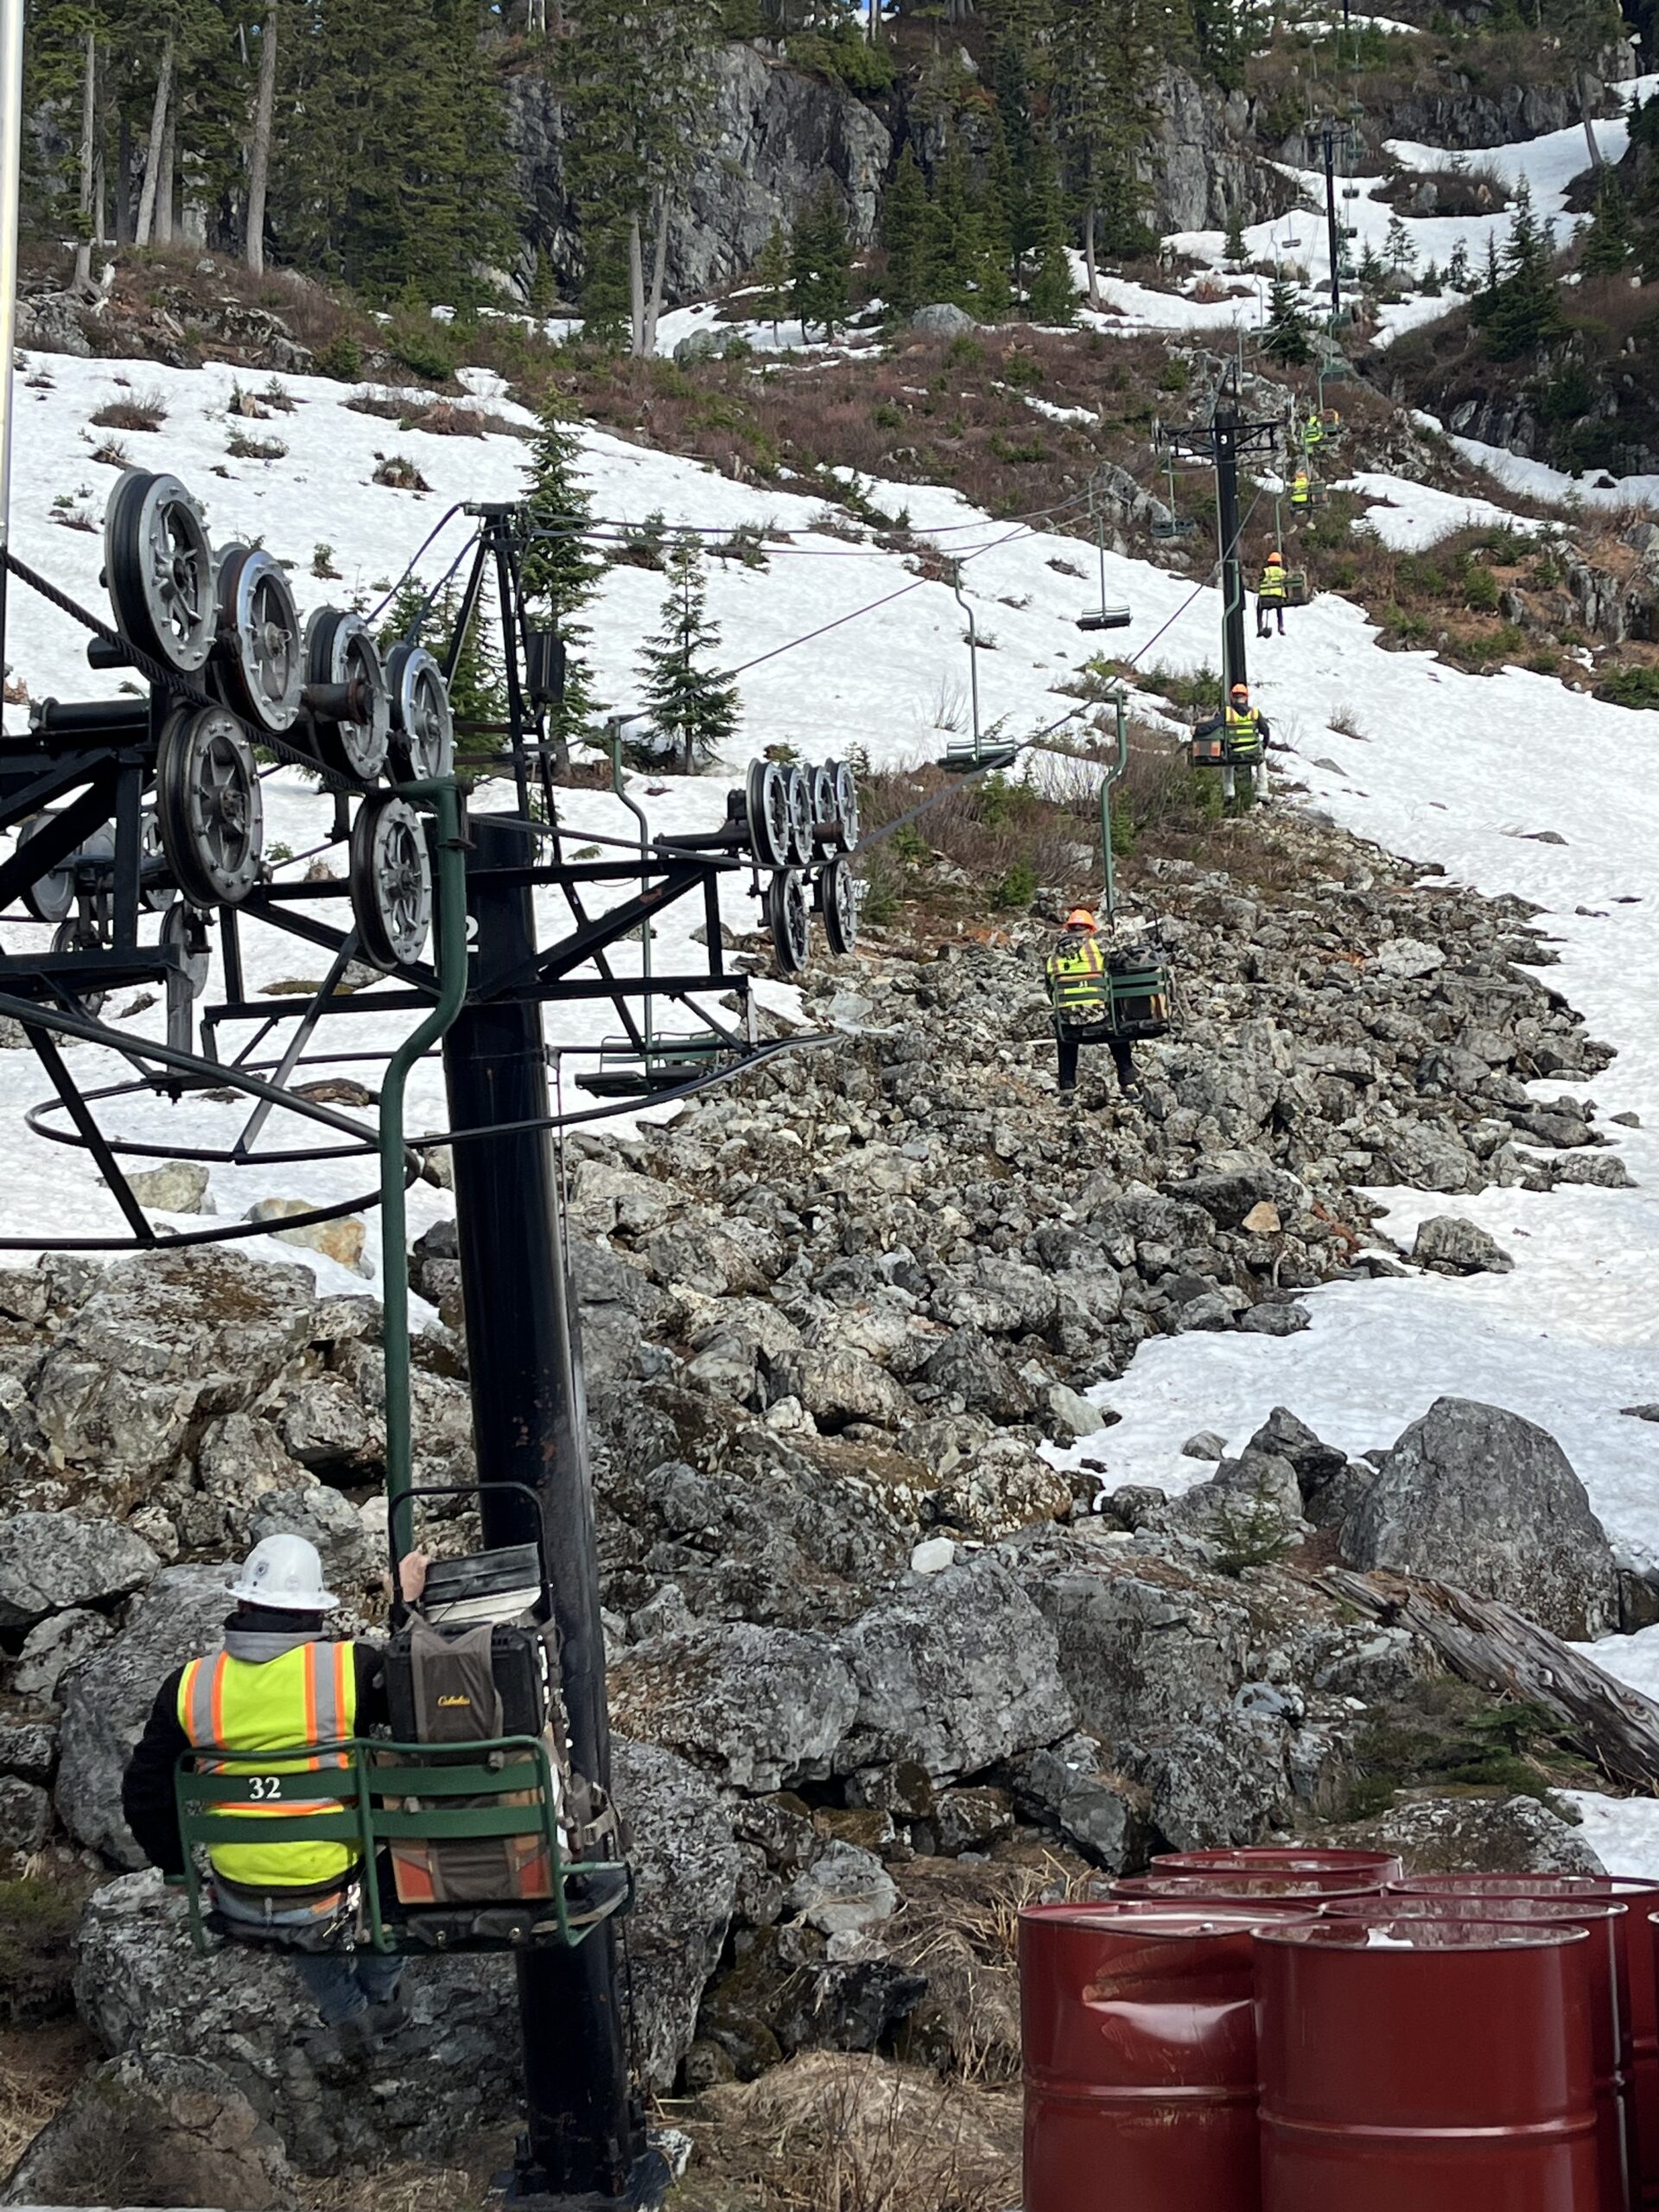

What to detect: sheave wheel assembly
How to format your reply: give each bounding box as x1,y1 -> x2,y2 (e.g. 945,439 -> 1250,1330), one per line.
304,610 -> 391,782
214,547 -> 302,734
387,645 -> 454,780
104,470 -> 216,673
766,868 -> 810,975
155,704 -> 264,908
350,794 -> 433,969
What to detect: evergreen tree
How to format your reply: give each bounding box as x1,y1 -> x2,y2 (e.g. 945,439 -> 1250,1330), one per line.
1026,139 -> 1077,323
527,245 -> 557,318
636,534 -> 741,772
1472,177 -> 1563,360
1224,201 -> 1248,268
519,400 -> 607,760
1383,211 -> 1417,276
1052,0 -> 1160,291
269,0 -> 516,302
880,143 -> 931,318
925,127 -> 984,310
1580,170 -> 1633,277
1446,237 -> 1472,291
791,181 -> 853,340
990,29 -> 1041,291
379,582 -> 505,730
564,0 -> 724,356
1262,275 -> 1313,362
754,218 -> 793,334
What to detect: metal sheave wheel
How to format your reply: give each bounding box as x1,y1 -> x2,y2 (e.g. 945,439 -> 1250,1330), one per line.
745,760 -> 791,870
104,470 -> 216,673
766,868 -> 810,976
386,644 -> 454,780
304,609 -> 391,782
51,918 -> 107,1016
350,794 -> 432,969
819,856 -> 857,957
810,764 -> 838,844
215,546 -> 302,734
782,764 -> 814,867
160,899 -> 212,998
17,812 -> 76,922
155,703 -> 264,908
832,761 -> 859,853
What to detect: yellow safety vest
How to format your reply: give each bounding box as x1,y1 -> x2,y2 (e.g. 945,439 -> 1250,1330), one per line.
178,1642 -> 358,1891
1258,567 -> 1287,601
1046,936 -> 1109,1020
1291,477 -> 1311,506
1302,420 -> 1323,450
1225,709 -> 1263,759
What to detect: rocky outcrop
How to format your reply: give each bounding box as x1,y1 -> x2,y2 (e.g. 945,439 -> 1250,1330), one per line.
1331,1792 -> 1605,1877
505,45 -> 891,305
0,2049 -> 294,2211
1340,1397 -> 1621,1641
1143,68 -> 1299,234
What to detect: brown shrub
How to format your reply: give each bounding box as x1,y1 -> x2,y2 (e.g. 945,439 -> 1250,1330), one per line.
90,388 -> 166,431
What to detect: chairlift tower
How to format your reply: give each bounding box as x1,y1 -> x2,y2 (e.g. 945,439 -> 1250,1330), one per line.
1160,401 -> 1281,698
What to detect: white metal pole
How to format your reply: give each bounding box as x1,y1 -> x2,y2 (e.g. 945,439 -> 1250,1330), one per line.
0,0 -> 23,710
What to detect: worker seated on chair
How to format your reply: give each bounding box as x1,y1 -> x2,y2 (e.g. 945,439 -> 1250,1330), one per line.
1193,682 -> 1271,761
1290,467 -> 1313,512
1043,907 -> 1141,1099
122,1534 -> 429,2052
1256,549 -> 1289,639
1300,414 -> 1324,456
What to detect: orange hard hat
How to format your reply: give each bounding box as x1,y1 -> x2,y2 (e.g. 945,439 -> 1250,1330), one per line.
1230,681 -> 1250,701
1064,907 -> 1096,931
1266,549 -> 1285,565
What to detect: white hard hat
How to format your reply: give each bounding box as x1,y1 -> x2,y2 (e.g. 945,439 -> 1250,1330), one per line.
228,1534 -> 337,1613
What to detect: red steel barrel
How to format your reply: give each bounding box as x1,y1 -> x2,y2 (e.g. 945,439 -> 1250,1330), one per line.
1020,1904 -> 1281,2212
1328,1895 -> 1630,2211
1256,1917 -> 1601,2212
1397,1872 -> 1659,2206
1156,1847 -> 1404,1885
1113,1871 -> 1384,1901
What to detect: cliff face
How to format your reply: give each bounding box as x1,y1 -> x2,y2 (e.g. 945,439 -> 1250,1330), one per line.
1144,69 -> 1299,232
505,45 -> 892,308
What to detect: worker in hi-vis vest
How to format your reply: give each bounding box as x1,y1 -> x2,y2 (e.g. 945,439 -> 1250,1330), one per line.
1043,907 -> 1142,1099
1257,549 -> 1289,639
122,1534 -> 429,2056
1192,682 -> 1272,804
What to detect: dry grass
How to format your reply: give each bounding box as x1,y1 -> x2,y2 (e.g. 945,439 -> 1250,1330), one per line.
226,429 -> 288,461
0,2021 -> 93,2178
684,2053 -> 1020,2212
89,386 -> 167,431
372,453 -> 432,492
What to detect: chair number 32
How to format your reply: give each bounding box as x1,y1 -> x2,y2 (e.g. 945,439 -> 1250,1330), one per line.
247,1775 -> 283,1800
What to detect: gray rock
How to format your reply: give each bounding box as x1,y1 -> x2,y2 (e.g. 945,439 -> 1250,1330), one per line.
1172,1451 -> 1306,1558
1622,1405 -> 1659,1422
7,1605 -> 116,1701
115,1160 -> 216,1216
0,1512 -> 161,1629
1046,1382 -> 1102,1441
611,1736 -> 741,2093
55,1565 -> 233,1866
609,1622 -> 858,1793
1412,1215 -> 1515,1275
269,1374 -> 381,1472
0,2048 -> 293,2210
1174,1289 -> 1235,1332
925,1433 -> 1074,1541
1548,1153 -> 1637,1188
1181,1431 -> 1226,1461
1374,937 -> 1446,981
785,1840 -> 897,1937
836,1557 -> 1074,1780
1238,1300 -> 1313,1337
909,302 -> 976,337
0,1718 -> 57,1783
247,1485 -> 378,1594
1010,1735 -> 1141,1870
1333,1793 -> 1605,1876
770,1345 -> 913,1433
0,1774 -> 51,1855
32,1250 -> 316,1497
73,1869 -> 518,2172
1244,1408 -> 1347,1495
1341,1398 -> 1619,1640
1133,1717 -> 1290,1849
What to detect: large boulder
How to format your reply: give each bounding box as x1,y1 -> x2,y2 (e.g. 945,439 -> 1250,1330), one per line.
1329,1793 -> 1605,1876
611,1737 -> 741,2092
1340,1398 -> 1619,1640
835,1559 -> 1074,1780
608,1622 -> 858,1793
0,1510 -> 160,1629
73,1871 -> 518,2173
1,2048 -> 294,2209
54,1564 -> 233,1866
31,1250 -> 317,1502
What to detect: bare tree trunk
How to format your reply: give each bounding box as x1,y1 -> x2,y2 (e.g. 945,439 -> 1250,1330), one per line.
628,212 -> 645,356
1084,199 -> 1098,307
133,35 -> 174,247
115,112 -> 130,244
73,27 -> 96,291
643,195 -> 670,358
1578,70 -> 1604,170
528,0 -> 546,31
156,105 -> 176,245
245,0 -> 278,274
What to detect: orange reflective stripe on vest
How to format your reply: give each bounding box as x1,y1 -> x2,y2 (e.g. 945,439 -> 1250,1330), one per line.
178,1641 -> 359,1890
